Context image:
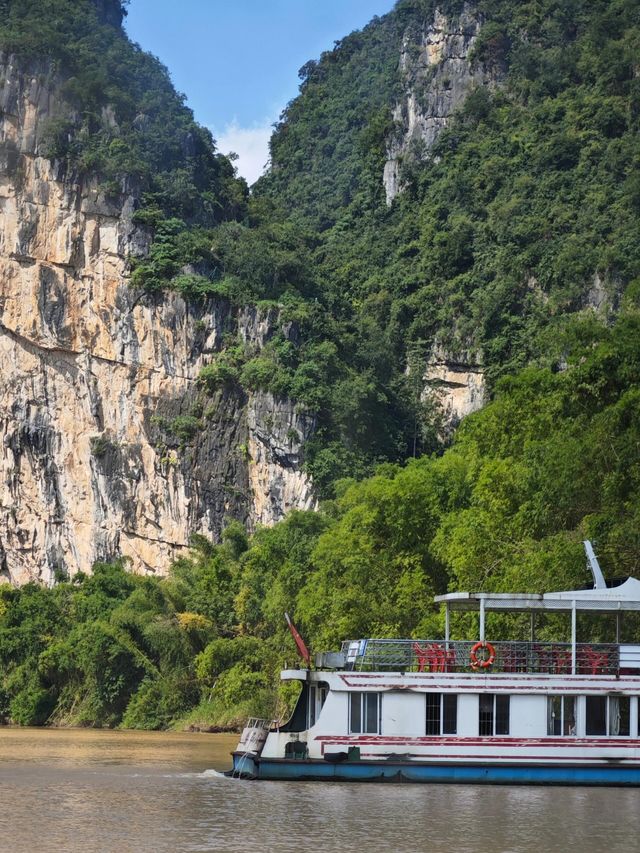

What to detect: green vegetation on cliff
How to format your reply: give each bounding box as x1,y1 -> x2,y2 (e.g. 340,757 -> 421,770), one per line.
134,0 -> 640,489
245,0 -> 640,484
1,310 -> 638,728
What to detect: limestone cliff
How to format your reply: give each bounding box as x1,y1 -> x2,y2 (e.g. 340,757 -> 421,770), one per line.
422,345 -> 485,435
382,5 -> 498,421
383,3 -> 502,204
0,56 -> 314,585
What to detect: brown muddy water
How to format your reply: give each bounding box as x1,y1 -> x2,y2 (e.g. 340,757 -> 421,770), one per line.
0,728 -> 637,853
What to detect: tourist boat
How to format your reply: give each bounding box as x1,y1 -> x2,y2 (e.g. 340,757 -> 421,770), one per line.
228,542 -> 640,785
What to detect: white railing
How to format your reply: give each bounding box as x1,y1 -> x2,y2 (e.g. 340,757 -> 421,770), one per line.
340,639 -> 622,675
244,717 -> 277,730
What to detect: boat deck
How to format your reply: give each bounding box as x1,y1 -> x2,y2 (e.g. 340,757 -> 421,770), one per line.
340,639 -> 637,675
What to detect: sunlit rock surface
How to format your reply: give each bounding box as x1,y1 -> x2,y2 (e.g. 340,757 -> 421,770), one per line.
383,4 -> 503,203
422,345 -> 485,434
0,57 -> 314,584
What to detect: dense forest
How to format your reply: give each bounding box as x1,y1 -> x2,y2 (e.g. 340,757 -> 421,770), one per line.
0,0 -> 639,727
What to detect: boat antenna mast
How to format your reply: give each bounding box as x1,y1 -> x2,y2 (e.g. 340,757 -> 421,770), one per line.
583,540 -> 606,589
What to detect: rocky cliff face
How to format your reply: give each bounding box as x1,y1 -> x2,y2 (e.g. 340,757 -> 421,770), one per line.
383,4 -> 499,420
422,345 -> 485,435
383,3 -> 501,204
0,56 -> 314,585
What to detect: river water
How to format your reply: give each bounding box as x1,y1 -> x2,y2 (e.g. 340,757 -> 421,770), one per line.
0,728 -> 637,853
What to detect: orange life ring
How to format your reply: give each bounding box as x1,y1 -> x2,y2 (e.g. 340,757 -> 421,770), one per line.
470,641 -> 496,670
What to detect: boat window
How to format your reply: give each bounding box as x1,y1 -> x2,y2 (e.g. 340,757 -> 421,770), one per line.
308,686 -> 317,728
426,693 -> 440,734
547,696 -> 577,735
585,695 -> 632,736
479,694 -> 510,736
349,692 -> 380,734
365,693 -> 378,732
586,696 -> 607,735
426,693 -> 458,735
495,695 -> 510,734
443,694 -> 457,734
479,695 -> 493,736
308,682 -> 330,729
608,696 -> 630,736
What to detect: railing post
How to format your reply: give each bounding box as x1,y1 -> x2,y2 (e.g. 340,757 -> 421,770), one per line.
530,612 -> 535,643
479,598 -> 485,643
571,600 -> 577,675
445,603 -> 450,648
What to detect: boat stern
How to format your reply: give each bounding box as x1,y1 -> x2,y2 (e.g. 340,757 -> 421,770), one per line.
226,717 -> 274,778
227,750 -> 259,779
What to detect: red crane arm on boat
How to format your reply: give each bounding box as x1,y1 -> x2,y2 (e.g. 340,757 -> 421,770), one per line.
285,613 -> 311,665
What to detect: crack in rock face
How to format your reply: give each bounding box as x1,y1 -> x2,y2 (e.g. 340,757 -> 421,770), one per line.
0,58 -> 316,585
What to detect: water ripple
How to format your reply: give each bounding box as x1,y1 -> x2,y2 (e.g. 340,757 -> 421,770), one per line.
0,730 -> 635,853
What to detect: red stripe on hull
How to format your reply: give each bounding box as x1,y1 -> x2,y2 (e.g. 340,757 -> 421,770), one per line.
315,735 -> 640,748
338,674 -> 640,692
352,753 -> 640,764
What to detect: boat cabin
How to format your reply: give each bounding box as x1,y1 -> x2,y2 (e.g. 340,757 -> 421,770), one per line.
231,543 -> 640,784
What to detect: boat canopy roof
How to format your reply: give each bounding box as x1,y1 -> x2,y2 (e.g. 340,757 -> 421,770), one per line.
434,577 -> 640,613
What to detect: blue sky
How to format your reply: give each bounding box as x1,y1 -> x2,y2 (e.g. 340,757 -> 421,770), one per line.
125,0 -> 396,183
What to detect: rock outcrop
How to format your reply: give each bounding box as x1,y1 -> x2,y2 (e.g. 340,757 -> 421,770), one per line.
422,345 -> 485,434
0,57 -> 314,584
383,4 -> 502,204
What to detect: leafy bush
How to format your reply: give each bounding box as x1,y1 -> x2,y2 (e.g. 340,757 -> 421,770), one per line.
122,675 -> 196,730
169,416 -> 202,443
198,351 -> 243,392
195,637 -> 265,687
9,682 -> 55,726
89,434 -> 118,457
239,356 -> 292,397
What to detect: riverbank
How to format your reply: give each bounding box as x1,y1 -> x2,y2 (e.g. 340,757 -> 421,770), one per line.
0,716 -> 242,735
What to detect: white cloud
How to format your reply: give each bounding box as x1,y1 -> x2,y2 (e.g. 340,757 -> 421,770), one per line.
213,119 -> 273,186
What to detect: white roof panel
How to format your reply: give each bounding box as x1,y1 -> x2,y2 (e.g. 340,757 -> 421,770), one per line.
434,577 -> 640,613
544,577 -> 640,601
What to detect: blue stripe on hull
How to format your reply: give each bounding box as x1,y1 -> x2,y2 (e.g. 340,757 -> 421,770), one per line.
232,756 -> 640,786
